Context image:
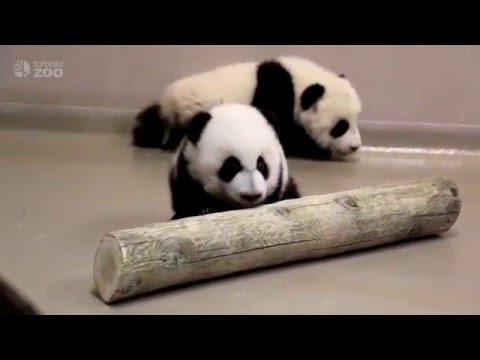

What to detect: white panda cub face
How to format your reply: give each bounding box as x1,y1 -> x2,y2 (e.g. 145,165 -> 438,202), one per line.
214,154 -> 271,208
185,103 -> 285,209
298,79 -> 362,159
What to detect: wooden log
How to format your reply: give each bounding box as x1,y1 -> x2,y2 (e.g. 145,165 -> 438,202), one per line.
93,177 -> 462,304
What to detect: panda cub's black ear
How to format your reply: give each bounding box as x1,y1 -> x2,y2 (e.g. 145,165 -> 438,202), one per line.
260,109 -> 280,136
300,83 -> 325,110
187,111 -> 212,145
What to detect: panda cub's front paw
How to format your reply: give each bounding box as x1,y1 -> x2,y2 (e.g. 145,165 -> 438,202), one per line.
198,207 -> 213,216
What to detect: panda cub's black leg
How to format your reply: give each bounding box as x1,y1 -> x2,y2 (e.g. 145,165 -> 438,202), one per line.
132,104 -> 165,148
282,177 -> 301,200
162,126 -> 186,151
171,213 -> 182,220
132,104 -> 185,151
171,207 -> 217,221
197,207 -> 214,216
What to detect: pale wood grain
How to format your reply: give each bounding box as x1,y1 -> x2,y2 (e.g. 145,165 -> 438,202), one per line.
93,177 -> 462,304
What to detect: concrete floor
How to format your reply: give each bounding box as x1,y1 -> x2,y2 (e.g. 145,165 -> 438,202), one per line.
0,127 -> 479,314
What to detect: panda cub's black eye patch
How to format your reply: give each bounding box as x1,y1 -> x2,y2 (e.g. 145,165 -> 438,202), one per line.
329,119 -> 350,138
257,156 -> 269,179
218,156 -> 243,182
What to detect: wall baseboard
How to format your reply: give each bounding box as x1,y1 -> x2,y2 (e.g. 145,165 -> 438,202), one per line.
359,119 -> 480,152
1,102 -> 479,152
0,102 -> 137,134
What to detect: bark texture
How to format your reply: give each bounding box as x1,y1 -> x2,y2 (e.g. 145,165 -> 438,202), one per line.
93,177 -> 462,304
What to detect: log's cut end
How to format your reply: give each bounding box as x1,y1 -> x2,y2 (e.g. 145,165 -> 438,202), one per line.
93,235 -> 122,303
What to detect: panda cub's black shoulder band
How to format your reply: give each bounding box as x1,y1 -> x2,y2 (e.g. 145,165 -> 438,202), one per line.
187,112 -> 212,145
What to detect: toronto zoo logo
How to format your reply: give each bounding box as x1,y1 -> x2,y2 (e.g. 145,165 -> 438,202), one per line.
14,60 -> 63,78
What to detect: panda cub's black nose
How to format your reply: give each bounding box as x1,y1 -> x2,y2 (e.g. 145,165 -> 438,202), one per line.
350,146 -> 359,152
240,193 -> 262,202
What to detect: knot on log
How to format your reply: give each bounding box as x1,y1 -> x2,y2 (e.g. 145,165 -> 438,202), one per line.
121,278 -> 143,296
274,207 -> 291,217
337,196 -> 359,210
433,177 -> 460,198
450,186 -> 458,197
408,224 -> 421,237
157,237 -> 196,267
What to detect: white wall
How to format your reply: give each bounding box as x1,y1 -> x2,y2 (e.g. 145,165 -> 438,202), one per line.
1,45 -> 479,126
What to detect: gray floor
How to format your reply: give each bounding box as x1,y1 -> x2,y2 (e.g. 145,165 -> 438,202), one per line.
1,127 -> 479,314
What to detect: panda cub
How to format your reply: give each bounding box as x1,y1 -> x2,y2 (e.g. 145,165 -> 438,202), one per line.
169,102 -> 300,220
133,55 -> 362,161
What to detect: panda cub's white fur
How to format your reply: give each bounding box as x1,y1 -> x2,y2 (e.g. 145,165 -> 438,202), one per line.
133,55 -> 363,161
161,62 -> 259,123
169,102 -> 300,220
